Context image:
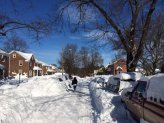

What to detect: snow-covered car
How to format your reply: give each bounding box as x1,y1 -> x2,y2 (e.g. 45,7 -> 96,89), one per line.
106,72 -> 142,94
123,73 -> 164,123
96,77 -> 105,83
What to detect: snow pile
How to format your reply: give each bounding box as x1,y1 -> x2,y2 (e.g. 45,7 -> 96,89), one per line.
0,74 -> 94,123
146,73 -> 164,101
89,81 -> 136,123
0,75 -> 66,123
115,72 -> 142,81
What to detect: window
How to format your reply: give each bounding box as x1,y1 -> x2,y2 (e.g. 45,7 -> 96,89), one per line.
19,69 -> 22,74
19,60 -> 23,66
133,81 -> 147,98
13,54 -> 16,58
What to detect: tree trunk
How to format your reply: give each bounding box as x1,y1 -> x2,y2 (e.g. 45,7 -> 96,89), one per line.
127,52 -> 138,72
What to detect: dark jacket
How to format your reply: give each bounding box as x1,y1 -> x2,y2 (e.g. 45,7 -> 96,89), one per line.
72,77 -> 77,85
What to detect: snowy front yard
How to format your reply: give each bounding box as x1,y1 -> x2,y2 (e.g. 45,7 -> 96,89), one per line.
0,74 -> 134,123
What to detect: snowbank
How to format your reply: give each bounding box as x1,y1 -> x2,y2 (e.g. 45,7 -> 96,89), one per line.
89,81 -> 136,123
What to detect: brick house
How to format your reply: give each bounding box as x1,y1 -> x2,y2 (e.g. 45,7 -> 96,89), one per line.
9,51 -> 35,77
38,61 -> 51,75
33,59 -> 43,76
106,59 -> 127,75
47,65 -> 57,75
0,49 -> 9,79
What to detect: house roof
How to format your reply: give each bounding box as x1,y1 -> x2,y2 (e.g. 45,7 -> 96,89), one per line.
10,51 -> 33,61
51,65 -> 57,70
0,49 -> 8,56
113,59 -> 126,64
39,61 -> 51,67
35,58 -> 43,64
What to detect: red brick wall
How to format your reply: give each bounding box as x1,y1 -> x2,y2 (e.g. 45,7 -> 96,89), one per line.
9,52 -> 35,77
113,59 -> 127,75
106,59 -> 127,75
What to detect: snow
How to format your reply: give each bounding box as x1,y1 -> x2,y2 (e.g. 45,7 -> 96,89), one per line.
0,49 -> 8,56
9,51 -> 33,61
146,73 -> 164,101
89,81 -> 136,123
33,66 -> 42,70
0,73 -> 136,123
115,73 -> 132,80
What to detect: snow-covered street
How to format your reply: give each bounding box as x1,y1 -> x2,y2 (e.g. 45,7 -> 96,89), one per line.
0,74 -> 134,123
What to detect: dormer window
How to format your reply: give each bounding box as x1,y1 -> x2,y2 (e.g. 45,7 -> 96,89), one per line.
13,53 -> 16,58
19,60 -> 23,66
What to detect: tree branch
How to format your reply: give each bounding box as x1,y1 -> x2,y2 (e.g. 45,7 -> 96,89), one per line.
90,0 -> 129,52
136,0 -> 158,60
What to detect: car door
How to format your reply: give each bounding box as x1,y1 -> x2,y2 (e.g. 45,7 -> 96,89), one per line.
129,81 -> 147,120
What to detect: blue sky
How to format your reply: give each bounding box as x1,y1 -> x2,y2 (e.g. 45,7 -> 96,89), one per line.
28,32 -> 115,65
0,0 -> 115,66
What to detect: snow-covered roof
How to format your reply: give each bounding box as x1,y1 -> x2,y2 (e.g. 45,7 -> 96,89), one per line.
10,51 -> 33,61
105,63 -> 112,69
47,69 -> 55,72
33,66 -> 42,70
0,49 -> 8,56
51,65 -> 57,70
35,59 -> 43,64
113,59 -> 126,64
39,61 -> 51,67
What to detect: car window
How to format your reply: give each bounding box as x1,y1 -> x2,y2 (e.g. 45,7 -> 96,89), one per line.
133,81 -> 147,97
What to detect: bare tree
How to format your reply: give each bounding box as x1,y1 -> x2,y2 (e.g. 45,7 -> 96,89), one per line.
54,0 -> 162,72
60,44 -> 78,75
59,44 -> 103,76
3,36 -> 29,52
0,0 -> 50,39
139,14 -> 164,75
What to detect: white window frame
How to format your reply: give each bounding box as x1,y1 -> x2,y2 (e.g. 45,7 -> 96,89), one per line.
19,60 -> 23,66
13,53 -> 16,58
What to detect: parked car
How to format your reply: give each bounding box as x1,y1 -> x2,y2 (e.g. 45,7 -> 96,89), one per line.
123,74 -> 164,123
106,72 -> 142,94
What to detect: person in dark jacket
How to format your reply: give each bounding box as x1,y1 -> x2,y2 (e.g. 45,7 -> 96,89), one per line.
72,77 -> 78,91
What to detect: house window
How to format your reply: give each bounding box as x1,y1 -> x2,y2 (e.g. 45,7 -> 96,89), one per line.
13,54 -> 16,58
19,69 -> 22,74
19,60 -> 23,66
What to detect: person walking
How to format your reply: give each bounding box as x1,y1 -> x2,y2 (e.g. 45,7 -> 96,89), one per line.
72,77 -> 78,91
